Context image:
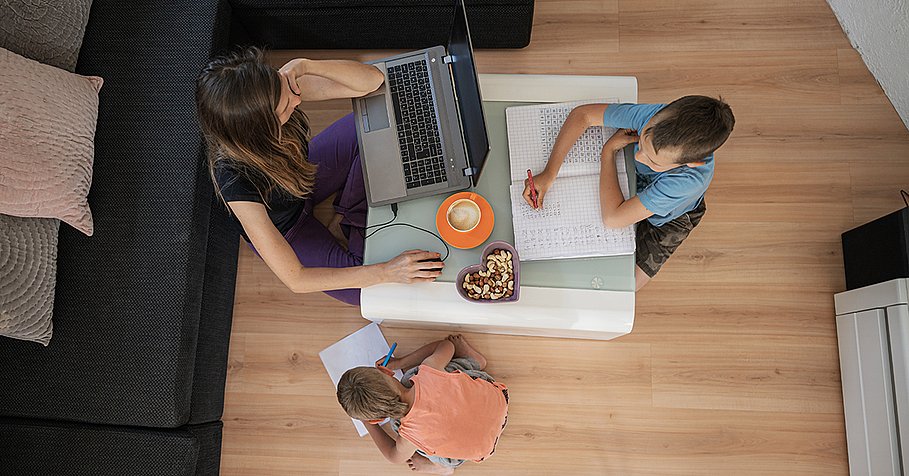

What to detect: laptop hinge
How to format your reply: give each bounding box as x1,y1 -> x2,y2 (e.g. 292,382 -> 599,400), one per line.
445,56 -> 472,183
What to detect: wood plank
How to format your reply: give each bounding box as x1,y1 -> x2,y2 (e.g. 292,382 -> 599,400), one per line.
652,341 -> 844,413
530,0 -> 620,54
627,285 -> 841,344
704,160 -> 853,224
720,104 -> 909,153
837,47 -> 889,105
485,404 -> 847,475
851,154 -> 909,225
618,1 -> 850,53
223,401 -> 847,475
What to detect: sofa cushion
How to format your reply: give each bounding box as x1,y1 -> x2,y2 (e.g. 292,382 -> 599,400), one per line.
0,0 -> 235,428
0,48 -> 102,236
0,0 -> 94,72
0,214 -> 59,346
0,418 -> 222,476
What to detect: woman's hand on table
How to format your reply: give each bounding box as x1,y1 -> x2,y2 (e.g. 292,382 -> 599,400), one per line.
380,250 -> 444,284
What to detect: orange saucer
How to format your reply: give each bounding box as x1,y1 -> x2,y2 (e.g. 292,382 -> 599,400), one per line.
436,192 -> 495,249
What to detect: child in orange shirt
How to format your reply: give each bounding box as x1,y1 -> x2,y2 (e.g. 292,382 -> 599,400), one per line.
337,335 -> 508,474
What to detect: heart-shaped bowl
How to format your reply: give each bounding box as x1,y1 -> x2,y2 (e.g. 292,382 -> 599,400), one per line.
455,241 -> 520,303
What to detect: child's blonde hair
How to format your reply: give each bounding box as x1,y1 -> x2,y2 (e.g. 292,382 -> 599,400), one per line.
337,367 -> 409,421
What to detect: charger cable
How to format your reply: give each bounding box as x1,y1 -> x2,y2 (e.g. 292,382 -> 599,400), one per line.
359,203 -> 451,261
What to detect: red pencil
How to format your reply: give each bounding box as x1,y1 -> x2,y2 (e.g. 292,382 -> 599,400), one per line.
526,169 -> 538,208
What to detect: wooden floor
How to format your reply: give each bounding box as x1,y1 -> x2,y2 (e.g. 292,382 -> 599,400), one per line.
220,1 -> 909,474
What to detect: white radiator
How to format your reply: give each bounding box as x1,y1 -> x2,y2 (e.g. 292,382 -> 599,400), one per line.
835,278 -> 909,475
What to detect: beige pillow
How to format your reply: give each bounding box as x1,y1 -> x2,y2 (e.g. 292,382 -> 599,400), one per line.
0,213 -> 59,346
0,0 -> 94,72
0,47 -> 102,236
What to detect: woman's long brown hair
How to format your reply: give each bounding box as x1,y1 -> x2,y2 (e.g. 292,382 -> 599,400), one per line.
195,47 -> 317,207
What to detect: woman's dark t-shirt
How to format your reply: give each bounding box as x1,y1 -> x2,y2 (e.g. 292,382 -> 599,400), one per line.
214,161 -> 306,241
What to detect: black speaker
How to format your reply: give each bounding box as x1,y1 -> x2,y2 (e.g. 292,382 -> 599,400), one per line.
842,206 -> 909,290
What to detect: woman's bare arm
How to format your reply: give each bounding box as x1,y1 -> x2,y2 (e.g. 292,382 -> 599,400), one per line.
280,58 -> 384,101
229,201 -> 443,293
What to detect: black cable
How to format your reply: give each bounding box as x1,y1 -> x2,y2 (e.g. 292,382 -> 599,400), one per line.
901,189 -> 909,208
366,203 -> 399,230
356,203 -> 451,261
365,223 -> 451,261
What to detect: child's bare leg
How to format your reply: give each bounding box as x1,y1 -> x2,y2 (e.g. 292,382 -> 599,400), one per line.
447,334 -> 487,370
406,454 -> 454,475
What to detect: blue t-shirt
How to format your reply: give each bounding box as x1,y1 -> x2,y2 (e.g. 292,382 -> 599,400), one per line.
603,103 -> 714,227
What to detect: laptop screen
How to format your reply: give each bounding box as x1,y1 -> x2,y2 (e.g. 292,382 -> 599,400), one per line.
448,0 -> 490,186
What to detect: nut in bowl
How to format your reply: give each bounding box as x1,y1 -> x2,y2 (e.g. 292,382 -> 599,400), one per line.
456,241 -> 521,303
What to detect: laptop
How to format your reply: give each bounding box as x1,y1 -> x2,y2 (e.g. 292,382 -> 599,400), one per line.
353,0 -> 490,207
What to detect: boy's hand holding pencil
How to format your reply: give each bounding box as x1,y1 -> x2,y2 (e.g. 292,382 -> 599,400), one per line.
522,170 -> 555,209
375,342 -> 398,371
374,356 -> 399,370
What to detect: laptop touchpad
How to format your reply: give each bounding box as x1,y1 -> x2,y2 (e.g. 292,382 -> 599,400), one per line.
363,95 -> 390,132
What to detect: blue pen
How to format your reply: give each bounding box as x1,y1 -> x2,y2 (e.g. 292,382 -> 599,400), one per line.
382,342 -> 397,367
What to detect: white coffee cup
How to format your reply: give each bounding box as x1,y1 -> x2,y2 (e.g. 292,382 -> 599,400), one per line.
446,197 -> 482,232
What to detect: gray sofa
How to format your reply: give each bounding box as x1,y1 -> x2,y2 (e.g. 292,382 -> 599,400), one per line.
0,1 -> 534,475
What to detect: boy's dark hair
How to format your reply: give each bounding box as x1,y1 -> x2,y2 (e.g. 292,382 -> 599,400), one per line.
337,367 -> 408,421
647,95 -> 735,163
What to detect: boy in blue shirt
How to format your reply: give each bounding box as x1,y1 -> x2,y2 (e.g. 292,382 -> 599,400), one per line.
522,96 -> 735,290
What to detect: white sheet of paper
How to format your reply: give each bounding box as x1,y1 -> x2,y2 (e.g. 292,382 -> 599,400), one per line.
319,322 -> 404,436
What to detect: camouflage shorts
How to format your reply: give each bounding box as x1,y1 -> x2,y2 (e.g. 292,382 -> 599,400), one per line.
636,199 -> 706,278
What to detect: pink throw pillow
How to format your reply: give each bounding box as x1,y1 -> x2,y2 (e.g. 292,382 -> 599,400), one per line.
0,47 -> 103,236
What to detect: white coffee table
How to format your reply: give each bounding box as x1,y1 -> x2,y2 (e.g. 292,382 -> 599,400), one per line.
361,74 -> 638,340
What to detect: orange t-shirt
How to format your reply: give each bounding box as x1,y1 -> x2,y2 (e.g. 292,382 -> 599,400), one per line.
398,365 -> 508,462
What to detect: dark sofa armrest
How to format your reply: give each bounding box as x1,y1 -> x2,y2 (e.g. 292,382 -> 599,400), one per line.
229,0 -> 535,49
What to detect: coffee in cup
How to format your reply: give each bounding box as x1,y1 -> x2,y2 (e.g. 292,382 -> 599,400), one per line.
447,198 -> 481,232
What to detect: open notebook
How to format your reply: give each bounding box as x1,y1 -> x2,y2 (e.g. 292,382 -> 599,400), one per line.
506,99 -> 636,261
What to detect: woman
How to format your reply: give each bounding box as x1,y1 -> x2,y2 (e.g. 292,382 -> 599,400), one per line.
195,48 -> 443,305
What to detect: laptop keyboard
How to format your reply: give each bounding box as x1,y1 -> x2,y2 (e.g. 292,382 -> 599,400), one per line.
387,60 -> 447,189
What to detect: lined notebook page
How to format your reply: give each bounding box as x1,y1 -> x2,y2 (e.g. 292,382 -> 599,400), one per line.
506,99 -> 635,261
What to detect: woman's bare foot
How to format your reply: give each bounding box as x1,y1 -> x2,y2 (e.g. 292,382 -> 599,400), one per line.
406,454 -> 454,475
447,334 -> 487,370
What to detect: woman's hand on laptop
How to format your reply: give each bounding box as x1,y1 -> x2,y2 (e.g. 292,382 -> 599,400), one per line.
523,171 -> 554,209
380,250 -> 444,284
